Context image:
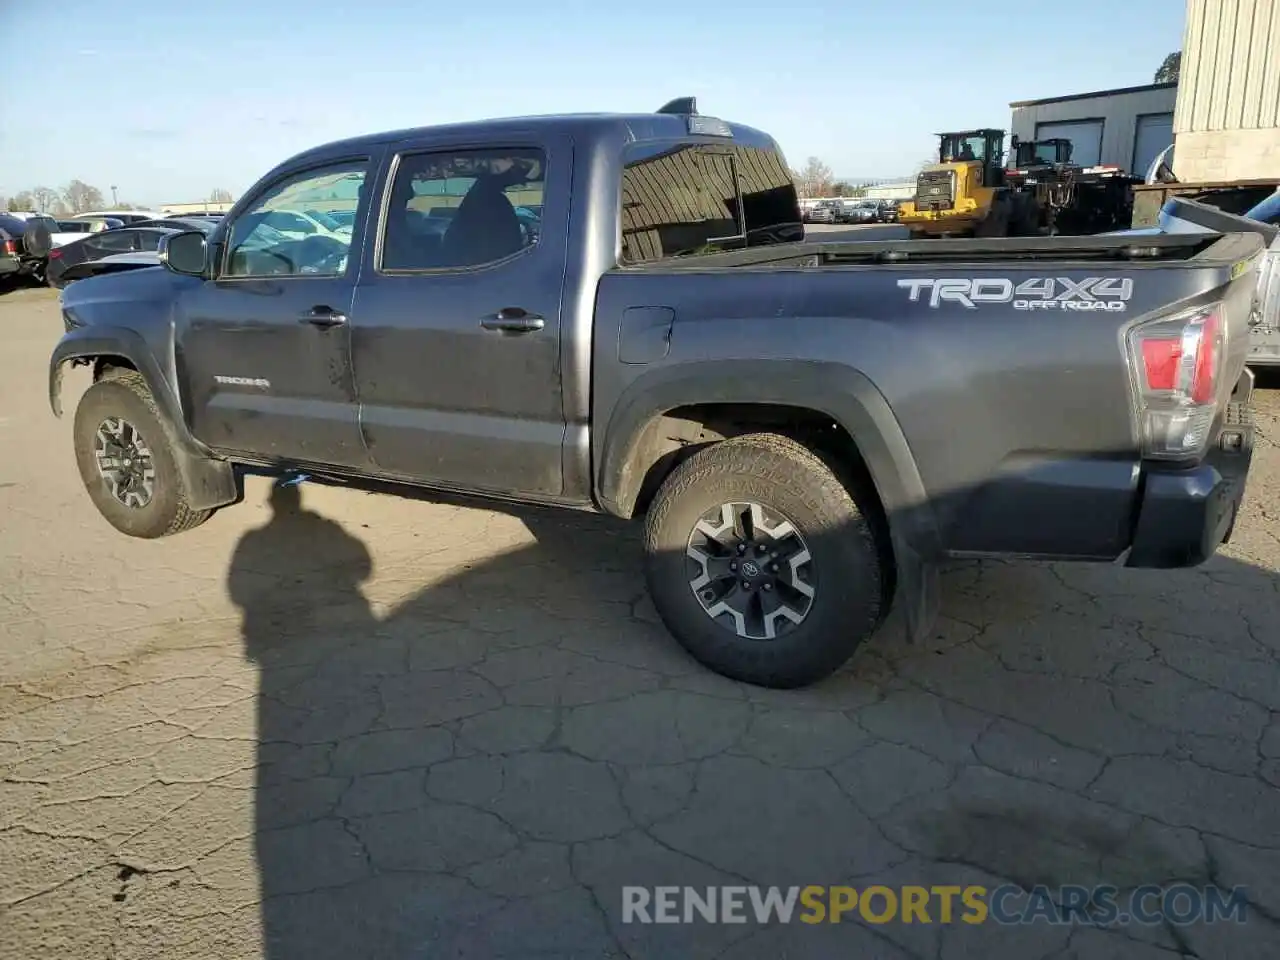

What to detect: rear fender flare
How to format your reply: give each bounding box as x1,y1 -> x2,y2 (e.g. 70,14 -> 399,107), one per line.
49,326 -> 239,511
596,360 -> 938,551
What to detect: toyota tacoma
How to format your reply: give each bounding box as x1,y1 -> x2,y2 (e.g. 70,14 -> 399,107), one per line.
50,98 -> 1262,687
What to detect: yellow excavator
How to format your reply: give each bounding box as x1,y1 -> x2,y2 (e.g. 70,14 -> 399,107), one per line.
898,129 -> 1039,238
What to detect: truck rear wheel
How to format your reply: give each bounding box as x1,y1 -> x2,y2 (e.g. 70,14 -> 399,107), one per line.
72,372 -> 212,538
642,433 -> 886,688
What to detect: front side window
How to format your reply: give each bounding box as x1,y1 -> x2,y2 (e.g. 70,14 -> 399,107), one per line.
381,148 -> 545,272
620,143 -> 801,264
224,161 -> 367,278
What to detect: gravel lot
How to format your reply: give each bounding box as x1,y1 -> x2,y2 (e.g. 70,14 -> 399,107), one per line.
2,285 -> 1279,959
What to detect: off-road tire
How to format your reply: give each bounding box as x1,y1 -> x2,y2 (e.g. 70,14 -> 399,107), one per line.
73,372 -> 212,538
642,433 -> 886,688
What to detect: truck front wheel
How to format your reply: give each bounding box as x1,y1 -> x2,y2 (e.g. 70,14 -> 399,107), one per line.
72,372 -> 212,538
642,433 -> 886,688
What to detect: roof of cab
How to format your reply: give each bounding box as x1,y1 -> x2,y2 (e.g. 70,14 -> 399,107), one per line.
284,111 -> 780,166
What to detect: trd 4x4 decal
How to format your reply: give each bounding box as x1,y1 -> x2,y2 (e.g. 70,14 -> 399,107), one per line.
898,277 -> 1134,312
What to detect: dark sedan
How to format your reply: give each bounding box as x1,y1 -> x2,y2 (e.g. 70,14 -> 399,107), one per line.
48,218 -> 219,288
47,226 -> 174,288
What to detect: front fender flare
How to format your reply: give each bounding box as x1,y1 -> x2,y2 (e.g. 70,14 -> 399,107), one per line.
48,326 -> 239,511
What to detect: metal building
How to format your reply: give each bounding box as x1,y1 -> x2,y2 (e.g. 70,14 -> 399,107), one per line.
1173,0 -> 1280,182
1009,83 -> 1179,175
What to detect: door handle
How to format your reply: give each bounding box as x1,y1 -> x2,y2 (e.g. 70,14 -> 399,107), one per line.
481,307 -> 544,334
299,305 -> 348,328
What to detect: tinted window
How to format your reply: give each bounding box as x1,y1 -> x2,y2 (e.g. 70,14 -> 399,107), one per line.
93,230 -> 139,253
380,147 -> 544,271
620,143 -> 801,264
133,229 -> 174,252
224,162 -> 367,278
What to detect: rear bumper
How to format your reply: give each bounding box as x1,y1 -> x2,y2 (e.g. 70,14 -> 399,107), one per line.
1126,373 -> 1255,569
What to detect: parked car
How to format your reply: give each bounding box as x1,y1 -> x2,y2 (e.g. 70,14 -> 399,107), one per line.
48,251 -> 163,287
840,201 -> 879,225
50,100 -> 1261,688
0,213 -> 55,284
255,209 -> 353,240
0,227 -> 20,284
805,200 -> 841,224
47,226 -> 193,288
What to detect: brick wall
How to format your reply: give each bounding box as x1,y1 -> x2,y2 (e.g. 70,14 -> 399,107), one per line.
1174,128 -> 1280,182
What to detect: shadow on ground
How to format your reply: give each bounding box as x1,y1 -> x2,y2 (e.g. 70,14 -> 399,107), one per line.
228,483 -> 1280,960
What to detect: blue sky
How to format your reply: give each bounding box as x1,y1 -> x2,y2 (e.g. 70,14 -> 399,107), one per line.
0,0 -> 1185,205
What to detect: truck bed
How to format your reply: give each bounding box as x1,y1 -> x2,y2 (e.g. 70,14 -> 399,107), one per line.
621,231 -> 1246,271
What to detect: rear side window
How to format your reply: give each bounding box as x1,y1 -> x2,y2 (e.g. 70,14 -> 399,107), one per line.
380,147 -> 545,272
620,143 -> 802,264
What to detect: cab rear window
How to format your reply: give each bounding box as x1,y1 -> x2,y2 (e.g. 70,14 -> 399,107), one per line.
619,142 -> 802,264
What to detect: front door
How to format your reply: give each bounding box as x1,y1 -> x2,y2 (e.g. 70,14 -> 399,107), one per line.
179,158 -> 376,470
349,139 -> 569,497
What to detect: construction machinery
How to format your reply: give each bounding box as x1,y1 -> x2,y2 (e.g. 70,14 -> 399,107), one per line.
1003,137 -> 1141,235
898,129 -> 1040,238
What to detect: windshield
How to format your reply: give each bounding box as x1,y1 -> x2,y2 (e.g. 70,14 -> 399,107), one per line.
941,134 -> 988,163
1246,190 -> 1280,225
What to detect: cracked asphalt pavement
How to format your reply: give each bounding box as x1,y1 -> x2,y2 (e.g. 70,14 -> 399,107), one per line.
2,287 -> 1279,959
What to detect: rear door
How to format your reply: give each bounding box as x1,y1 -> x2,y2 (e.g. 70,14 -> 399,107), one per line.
349,135 -> 570,497
177,156 -> 377,468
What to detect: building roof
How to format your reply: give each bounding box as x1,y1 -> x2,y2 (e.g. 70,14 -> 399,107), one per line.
1010,81 -> 1177,109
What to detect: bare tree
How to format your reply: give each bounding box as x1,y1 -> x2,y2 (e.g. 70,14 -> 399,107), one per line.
63,180 -> 106,214
1155,51 -> 1181,84
8,191 -> 34,212
209,187 -> 234,203
791,156 -> 835,199
31,186 -> 64,214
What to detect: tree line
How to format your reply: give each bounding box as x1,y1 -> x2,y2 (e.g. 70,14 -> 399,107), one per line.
2,184 -> 234,215
790,157 -> 871,200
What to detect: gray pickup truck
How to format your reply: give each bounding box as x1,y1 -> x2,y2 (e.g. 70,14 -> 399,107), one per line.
49,98 -> 1262,688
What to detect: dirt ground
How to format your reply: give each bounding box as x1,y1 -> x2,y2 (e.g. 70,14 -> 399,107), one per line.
2,286 -> 1279,959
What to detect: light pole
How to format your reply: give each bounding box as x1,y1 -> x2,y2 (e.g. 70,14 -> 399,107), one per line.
111,185 -> 118,207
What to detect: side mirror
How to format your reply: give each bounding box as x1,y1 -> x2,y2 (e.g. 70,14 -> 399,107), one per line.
159,230 -> 208,276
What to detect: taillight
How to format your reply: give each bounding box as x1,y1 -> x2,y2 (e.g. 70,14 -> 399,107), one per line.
48,248 -> 63,259
2,239 -> 15,255
1126,304 -> 1226,459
